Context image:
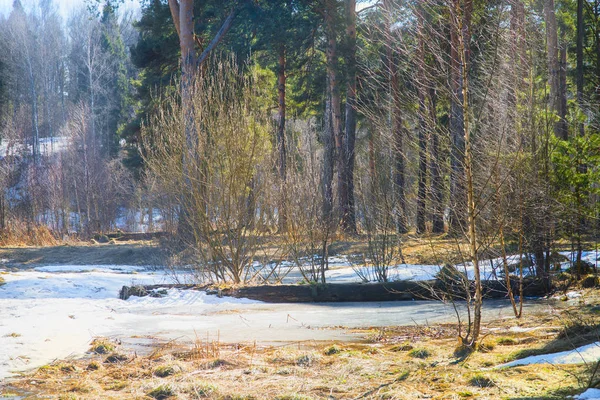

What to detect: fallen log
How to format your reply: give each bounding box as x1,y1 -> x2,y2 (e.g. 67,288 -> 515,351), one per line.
119,278 -> 548,302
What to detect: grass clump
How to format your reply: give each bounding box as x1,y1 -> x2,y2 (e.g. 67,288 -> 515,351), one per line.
104,353 -> 128,364
86,361 -> 100,371
496,337 -> 517,346
453,345 -> 474,359
206,359 -> 226,369
103,380 -> 127,391
505,348 -> 542,362
148,384 -> 175,399
4,332 -> 21,338
154,365 -> 176,377
296,354 -> 313,367
476,340 -> 495,353
324,345 -> 340,355
468,374 -> 494,388
89,338 -> 115,354
188,382 -> 218,398
408,348 -> 430,359
389,343 -> 413,352
60,364 -> 77,373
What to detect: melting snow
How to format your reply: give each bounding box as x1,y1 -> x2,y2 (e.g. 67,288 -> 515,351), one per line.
576,388 -> 600,399
500,341 -> 600,368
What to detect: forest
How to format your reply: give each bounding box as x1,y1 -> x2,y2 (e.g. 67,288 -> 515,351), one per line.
1,0 -> 600,353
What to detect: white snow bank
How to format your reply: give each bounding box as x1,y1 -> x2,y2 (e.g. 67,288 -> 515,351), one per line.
500,341 -> 600,368
327,264 -> 441,283
575,388 -> 600,399
0,268 -> 259,380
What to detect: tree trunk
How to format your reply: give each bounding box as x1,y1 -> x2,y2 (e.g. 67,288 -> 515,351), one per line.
323,86 -> 335,221
277,45 -> 288,232
544,0 -> 567,140
171,0 -> 198,242
384,0 -> 407,234
461,18 -> 481,348
416,5 -> 428,234
429,88 -> 444,234
324,0 -> 343,229
448,0 -> 470,235
341,0 -> 357,234
27,59 -> 39,164
576,0 -> 584,137
558,40 -> 568,137
596,1 -> 600,101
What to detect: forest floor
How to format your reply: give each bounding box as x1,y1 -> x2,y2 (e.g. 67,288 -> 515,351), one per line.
2,291 -> 599,400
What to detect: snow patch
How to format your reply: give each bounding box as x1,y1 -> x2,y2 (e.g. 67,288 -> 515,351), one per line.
500,341 -> 600,368
575,388 -> 600,399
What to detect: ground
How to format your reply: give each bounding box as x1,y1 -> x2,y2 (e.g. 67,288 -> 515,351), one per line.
0,241 -> 163,268
2,238 -> 600,399
3,303 -> 598,399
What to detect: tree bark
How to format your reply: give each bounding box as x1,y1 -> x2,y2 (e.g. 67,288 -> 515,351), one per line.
460,7 -> 480,347
448,0 -> 470,235
341,0 -> 357,234
416,4 -> 428,234
323,84 -> 335,221
172,0 -> 198,242
384,0 -> 407,234
324,0 -> 343,228
576,0 -> 585,138
277,45 -> 288,232
544,0 -> 568,140
429,88 -> 444,234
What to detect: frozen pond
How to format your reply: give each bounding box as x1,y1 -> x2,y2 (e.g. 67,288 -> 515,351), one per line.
0,263 -> 559,381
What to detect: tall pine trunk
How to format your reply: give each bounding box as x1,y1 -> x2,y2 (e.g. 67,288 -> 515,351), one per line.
384,0 -> 407,234
341,0 -> 357,234
277,45 -> 288,232
171,0 -> 199,242
544,0 -> 568,140
429,88 -> 444,233
448,0 -> 470,235
324,0 -> 343,228
323,84 -> 335,221
416,4 -> 428,234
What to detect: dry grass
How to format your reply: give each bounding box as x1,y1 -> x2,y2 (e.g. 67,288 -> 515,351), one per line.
0,224 -> 59,247
0,240 -> 162,268
6,303 -> 599,400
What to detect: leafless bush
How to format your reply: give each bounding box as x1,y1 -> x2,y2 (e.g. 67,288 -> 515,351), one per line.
143,56 -> 275,284
282,119 -> 334,284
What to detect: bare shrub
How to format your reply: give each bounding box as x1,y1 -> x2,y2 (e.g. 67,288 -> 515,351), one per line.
143,56 -> 274,284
